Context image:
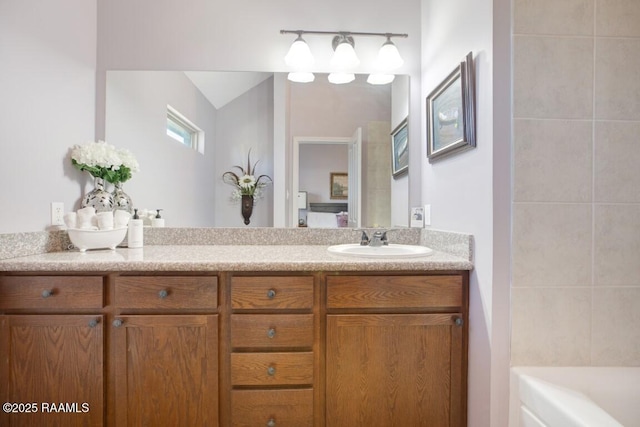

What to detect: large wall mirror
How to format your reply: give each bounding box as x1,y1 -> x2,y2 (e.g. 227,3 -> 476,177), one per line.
105,71 -> 409,228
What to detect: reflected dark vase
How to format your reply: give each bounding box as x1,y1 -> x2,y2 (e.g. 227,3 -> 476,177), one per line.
82,177 -> 114,213
241,195 -> 253,225
112,182 -> 133,215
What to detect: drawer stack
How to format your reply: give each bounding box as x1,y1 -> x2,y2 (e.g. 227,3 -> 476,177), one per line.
230,275 -> 315,427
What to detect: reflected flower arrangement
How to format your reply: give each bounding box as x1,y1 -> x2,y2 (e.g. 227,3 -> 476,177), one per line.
222,150 -> 272,201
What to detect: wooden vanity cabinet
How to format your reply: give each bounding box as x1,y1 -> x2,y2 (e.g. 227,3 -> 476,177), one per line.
0,269 -> 468,427
0,275 -> 106,427
325,273 -> 468,427
229,275 -> 316,427
112,275 -> 219,426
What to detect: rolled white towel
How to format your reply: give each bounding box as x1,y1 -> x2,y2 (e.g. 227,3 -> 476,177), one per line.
96,211 -> 114,230
63,212 -> 77,229
76,206 -> 96,229
114,210 -> 131,228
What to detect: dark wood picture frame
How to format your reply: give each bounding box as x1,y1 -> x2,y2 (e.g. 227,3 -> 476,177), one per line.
426,51 -> 476,161
391,117 -> 409,178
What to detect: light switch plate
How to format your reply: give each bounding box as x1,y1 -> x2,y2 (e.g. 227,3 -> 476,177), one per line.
424,204 -> 431,226
410,206 -> 424,228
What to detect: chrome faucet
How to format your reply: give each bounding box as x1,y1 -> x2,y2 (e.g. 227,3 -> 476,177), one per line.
360,229 -> 389,247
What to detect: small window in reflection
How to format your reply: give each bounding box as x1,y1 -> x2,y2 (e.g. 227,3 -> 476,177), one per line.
166,105 -> 204,154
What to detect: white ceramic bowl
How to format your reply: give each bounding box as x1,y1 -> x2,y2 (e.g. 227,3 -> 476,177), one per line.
67,227 -> 127,252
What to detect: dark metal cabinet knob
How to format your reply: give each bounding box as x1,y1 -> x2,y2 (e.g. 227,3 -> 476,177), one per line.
158,289 -> 169,299
267,289 -> 276,299
41,289 -> 53,298
267,328 -> 276,339
267,366 -> 276,376
112,319 -> 124,328
88,318 -> 100,328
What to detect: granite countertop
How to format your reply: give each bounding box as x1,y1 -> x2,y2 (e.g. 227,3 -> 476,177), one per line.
0,244 -> 472,272
0,227 -> 474,272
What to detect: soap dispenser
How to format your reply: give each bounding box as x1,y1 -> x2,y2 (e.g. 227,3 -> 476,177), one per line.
151,209 -> 165,227
128,208 -> 144,248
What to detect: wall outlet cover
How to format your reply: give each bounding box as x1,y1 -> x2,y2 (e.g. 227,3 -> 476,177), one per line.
51,202 -> 64,226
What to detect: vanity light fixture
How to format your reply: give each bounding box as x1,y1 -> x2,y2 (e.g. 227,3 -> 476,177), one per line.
288,72 -> 315,83
330,34 -> 359,69
367,73 -> 395,85
284,33 -> 315,69
328,72 -> 356,85
281,29 -> 408,85
284,32 -> 316,82
374,36 -> 404,70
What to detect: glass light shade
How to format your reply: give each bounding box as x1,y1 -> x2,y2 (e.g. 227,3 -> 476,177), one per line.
284,36 -> 315,68
328,72 -> 355,84
287,72 -> 315,83
375,39 -> 404,70
330,41 -> 360,69
367,73 -> 395,85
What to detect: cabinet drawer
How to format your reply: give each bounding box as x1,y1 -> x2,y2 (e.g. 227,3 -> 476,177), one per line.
231,314 -> 313,349
231,276 -> 313,310
231,352 -> 314,386
231,389 -> 313,427
115,276 -> 217,310
0,276 -> 104,310
327,275 -> 463,309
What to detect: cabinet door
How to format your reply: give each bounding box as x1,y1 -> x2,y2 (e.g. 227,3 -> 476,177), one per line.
113,314 -> 218,426
326,314 -> 464,427
0,314 -> 104,427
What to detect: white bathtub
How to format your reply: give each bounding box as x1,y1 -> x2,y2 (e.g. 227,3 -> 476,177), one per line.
510,367 -> 640,427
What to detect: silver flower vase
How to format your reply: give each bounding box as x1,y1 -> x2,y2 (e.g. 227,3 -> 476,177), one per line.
82,177 -> 114,213
112,182 -> 133,215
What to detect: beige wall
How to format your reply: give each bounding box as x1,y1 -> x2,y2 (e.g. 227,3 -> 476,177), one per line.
512,0 -> 640,366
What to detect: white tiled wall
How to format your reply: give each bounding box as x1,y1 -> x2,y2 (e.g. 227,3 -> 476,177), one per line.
512,0 -> 640,366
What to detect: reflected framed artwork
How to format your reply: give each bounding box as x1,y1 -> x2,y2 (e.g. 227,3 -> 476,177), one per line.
391,117 -> 408,178
330,172 -> 348,199
426,52 -> 476,161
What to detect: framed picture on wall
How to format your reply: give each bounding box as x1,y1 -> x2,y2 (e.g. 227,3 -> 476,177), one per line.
426,51 -> 476,161
391,117 -> 409,178
330,172 -> 348,199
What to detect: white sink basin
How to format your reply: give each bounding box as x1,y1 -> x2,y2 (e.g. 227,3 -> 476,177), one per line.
327,243 -> 433,259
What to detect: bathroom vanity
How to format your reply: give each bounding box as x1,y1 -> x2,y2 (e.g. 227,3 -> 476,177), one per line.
0,234 -> 471,427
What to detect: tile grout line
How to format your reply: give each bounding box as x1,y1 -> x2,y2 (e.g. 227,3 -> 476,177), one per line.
590,0 -> 598,367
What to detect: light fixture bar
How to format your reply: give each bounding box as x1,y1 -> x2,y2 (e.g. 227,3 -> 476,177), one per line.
282,29 -> 408,85
280,29 -> 408,39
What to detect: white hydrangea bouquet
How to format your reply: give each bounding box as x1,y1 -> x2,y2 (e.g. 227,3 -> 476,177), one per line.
222,150 -> 272,201
70,140 -> 140,184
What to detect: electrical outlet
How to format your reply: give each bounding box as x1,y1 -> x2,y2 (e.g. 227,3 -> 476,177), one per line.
51,202 -> 64,226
